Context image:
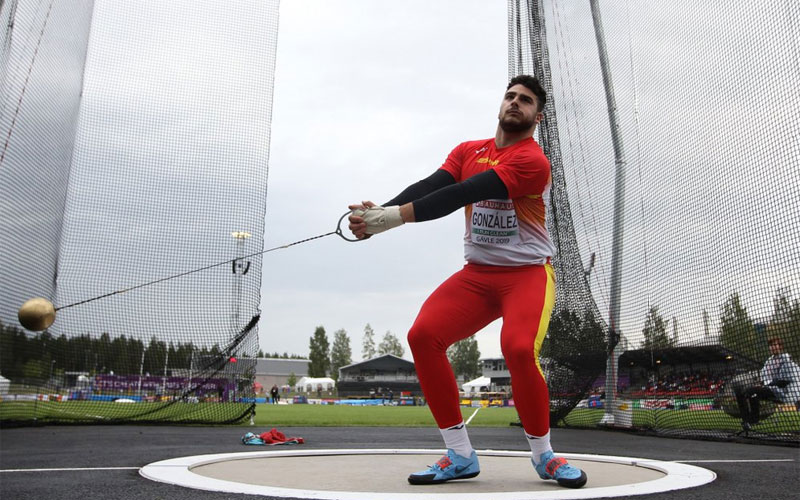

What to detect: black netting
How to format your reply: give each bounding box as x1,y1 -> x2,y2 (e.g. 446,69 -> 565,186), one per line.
510,0 -> 799,443
509,0 -> 609,426
1,0 -> 279,424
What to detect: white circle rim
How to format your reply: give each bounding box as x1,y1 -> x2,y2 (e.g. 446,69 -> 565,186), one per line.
139,448 -> 716,500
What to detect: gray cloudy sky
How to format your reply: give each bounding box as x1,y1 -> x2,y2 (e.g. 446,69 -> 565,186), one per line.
2,0 -> 796,363
259,0 -> 511,360
259,0 -> 799,360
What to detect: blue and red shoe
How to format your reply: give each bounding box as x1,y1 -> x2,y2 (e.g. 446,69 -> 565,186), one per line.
533,451 -> 587,488
408,449 -> 480,485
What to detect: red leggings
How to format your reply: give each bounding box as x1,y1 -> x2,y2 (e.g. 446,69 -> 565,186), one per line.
408,262 -> 555,437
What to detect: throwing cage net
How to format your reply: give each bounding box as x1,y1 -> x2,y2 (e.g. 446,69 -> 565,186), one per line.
511,0 -> 798,443
0,0 -> 279,424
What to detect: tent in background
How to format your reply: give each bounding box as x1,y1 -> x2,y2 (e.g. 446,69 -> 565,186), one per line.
461,376 -> 491,395
295,376 -> 335,393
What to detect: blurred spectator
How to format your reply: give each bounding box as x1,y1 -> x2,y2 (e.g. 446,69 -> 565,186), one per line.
633,370 -> 729,396
270,384 -> 280,404
734,336 -> 800,431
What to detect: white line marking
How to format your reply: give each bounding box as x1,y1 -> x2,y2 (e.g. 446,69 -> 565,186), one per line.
2,458 -> 789,475
0,467 -> 140,473
465,407 -> 480,425
676,459 -> 795,463
140,449 -> 717,499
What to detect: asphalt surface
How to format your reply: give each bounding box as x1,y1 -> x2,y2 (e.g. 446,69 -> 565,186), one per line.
1,425 -> 798,500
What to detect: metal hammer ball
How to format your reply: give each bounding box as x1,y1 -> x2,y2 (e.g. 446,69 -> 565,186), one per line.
18,297 -> 56,331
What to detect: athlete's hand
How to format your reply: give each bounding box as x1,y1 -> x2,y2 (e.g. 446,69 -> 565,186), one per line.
348,201 -> 376,240
360,204 -> 405,235
349,201 -> 405,237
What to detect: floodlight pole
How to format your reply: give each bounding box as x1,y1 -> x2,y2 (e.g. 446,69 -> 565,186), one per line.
589,0 -> 628,425
187,348 -> 194,392
138,348 -> 145,397
162,348 -> 169,397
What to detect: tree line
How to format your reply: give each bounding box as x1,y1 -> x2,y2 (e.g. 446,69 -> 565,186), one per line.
307,324 -> 405,381
255,350 -> 305,359
0,319 -> 482,385
639,288 -> 799,363
12,287 -> 787,386
306,323 -> 482,383
0,320 -> 226,382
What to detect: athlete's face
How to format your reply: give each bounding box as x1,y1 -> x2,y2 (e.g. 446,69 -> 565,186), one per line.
498,84 -> 543,133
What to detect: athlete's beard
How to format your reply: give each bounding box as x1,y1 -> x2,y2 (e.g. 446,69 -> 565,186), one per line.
499,114 -> 535,133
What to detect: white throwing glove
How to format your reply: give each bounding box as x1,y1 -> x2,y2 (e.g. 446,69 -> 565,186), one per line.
352,205 -> 404,235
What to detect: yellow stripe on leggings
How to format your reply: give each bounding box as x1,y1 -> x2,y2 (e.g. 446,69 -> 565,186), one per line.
534,263 -> 556,377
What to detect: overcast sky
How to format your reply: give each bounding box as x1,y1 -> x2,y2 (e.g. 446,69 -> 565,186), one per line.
259,0 -> 799,361
2,0 -> 796,364
259,0 -> 511,360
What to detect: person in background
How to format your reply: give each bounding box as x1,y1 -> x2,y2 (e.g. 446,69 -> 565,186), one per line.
735,335 -> 800,431
270,384 -> 280,404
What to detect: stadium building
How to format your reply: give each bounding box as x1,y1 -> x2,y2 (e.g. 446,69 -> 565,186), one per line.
252,358 -> 309,395
336,354 -> 420,398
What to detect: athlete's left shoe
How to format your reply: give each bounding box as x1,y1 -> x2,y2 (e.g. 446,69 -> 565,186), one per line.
408,449 -> 480,485
533,451 -> 587,488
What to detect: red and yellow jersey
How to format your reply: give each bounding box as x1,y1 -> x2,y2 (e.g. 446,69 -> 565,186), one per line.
440,137 -> 554,266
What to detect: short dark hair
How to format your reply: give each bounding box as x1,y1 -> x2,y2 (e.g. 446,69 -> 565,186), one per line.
507,75 -> 547,112
767,336 -> 783,347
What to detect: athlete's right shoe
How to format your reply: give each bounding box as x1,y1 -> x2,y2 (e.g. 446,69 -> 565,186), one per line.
408,449 -> 480,485
533,451 -> 587,488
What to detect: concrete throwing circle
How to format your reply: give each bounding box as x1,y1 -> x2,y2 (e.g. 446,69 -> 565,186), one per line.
140,448 -> 716,499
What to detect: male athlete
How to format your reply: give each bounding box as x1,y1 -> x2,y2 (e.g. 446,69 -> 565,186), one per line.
348,75 -> 587,489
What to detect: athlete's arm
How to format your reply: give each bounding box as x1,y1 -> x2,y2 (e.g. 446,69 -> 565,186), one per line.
349,167 -> 507,237
383,169 -> 456,207
409,169 -> 509,222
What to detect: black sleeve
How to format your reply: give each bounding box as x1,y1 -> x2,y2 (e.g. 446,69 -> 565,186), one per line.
412,169 -> 509,222
383,169 -> 456,207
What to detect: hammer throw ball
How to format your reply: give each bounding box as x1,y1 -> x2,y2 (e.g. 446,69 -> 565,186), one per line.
18,297 -> 56,331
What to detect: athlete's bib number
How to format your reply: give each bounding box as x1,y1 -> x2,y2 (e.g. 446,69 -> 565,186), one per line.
470,199 -> 519,245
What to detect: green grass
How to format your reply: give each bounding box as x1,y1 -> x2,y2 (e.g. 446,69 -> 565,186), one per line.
562,408 -> 800,432
254,404 -> 436,427
252,404 -> 514,427
2,401 -> 798,436
0,400 -> 513,427
0,400 -> 251,423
